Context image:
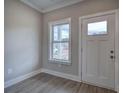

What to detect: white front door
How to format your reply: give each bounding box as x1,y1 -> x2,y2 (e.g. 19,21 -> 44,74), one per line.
81,13 -> 116,89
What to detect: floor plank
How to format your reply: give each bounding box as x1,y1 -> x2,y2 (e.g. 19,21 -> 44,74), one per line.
5,73 -> 117,93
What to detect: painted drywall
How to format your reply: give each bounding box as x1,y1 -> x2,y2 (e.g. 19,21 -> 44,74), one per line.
42,0 -> 119,76
4,0 -> 43,82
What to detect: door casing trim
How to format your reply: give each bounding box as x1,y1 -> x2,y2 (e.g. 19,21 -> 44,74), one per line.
78,9 -> 119,91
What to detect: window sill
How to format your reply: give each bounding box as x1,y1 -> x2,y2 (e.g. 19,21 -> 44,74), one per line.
48,59 -> 71,65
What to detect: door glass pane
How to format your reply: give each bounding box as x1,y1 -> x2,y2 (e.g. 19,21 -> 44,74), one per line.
88,21 -> 107,35
52,43 -> 69,61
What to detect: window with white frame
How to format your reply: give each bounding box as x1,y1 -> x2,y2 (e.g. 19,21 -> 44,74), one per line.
49,18 -> 71,64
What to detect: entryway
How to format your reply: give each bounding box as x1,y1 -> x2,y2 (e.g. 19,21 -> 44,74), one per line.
79,10 -> 118,90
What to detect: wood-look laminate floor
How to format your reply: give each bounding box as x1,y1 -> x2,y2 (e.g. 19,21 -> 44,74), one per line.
5,73 -> 117,93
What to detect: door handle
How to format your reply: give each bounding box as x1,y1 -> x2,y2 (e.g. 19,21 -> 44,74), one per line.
110,50 -> 114,53
110,55 -> 115,59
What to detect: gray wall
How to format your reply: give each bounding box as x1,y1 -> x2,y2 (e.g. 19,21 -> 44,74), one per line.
5,0 -> 43,82
42,0 -> 119,76
5,0 -> 119,82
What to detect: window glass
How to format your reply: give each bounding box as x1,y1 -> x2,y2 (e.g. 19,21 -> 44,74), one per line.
60,24 -> 69,41
53,26 -> 59,41
53,43 -> 60,59
52,43 -> 69,61
53,24 -> 69,41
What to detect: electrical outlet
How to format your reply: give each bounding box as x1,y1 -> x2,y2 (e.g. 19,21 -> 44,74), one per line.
8,68 -> 13,74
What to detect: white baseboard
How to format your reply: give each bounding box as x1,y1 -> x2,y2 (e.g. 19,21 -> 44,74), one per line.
41,68 -> 81,82
4,69 -> 42,88
5,68 -> 81,88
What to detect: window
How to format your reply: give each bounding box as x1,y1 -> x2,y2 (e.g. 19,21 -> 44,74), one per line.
49,18 -> 71,64
88,21 -> 107,35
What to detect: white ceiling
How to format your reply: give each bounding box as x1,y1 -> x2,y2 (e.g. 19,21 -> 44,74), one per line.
20,0 -> 84,13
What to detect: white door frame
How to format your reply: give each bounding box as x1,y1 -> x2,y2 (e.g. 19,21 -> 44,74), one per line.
78,9 -> 119,91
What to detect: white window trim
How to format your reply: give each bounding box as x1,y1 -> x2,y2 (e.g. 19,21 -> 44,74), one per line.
48,18 -> 71,65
